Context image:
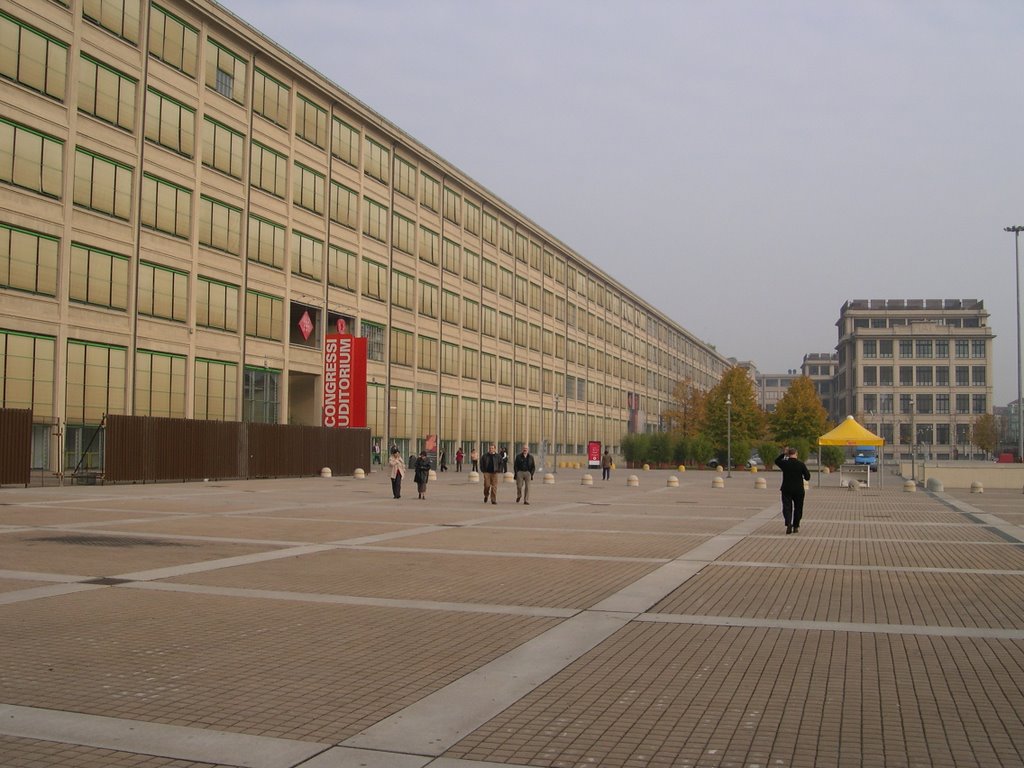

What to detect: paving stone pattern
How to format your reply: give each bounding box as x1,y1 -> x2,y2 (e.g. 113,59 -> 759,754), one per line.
1,471 -> 1023,767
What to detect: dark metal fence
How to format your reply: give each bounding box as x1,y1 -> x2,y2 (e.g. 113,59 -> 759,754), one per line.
0,408 -> 32,485
105,415 -> 370,483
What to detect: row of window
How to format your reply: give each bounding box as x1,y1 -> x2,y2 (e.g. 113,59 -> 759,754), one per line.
3,5 -> 714,358
861,338 -> 987,359
865,422 -> 976,448
861,365 -> 987,387
861,393 -> 987,416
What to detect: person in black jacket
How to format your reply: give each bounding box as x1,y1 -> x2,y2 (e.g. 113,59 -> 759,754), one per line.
480,443 -> 499,504
413,450 -> 431,500
774,447 -> 811,534
513,444 -> 536,504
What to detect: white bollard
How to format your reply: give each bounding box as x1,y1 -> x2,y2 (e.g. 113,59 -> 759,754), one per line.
667,476 -> 679,487
715,465 -> 724,473
903,479 -> 916,492
468,471 -> 480,483
847,480 -> 859,491
428,469 -> 437,481
642,463 -> 651,471
627,474 -> 639,487
581,473 -> 594,486
503,471 -> 515,483
970,480 -> 984,494
754,477 -> 767,489
926,477 -> 944,492
320,467 -> 333,478
712,476 -> 725,488
543,472 -> 555,485
352,468 -> 365,479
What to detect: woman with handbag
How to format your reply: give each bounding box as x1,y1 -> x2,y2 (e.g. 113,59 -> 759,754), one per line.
388,449 -> 405,499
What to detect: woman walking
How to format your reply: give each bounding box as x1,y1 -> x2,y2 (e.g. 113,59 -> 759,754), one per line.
388,448 -> 405,499
414,450 -> 431,500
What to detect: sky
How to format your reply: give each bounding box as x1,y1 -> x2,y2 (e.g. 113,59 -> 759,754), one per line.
218,0 -> 1024,404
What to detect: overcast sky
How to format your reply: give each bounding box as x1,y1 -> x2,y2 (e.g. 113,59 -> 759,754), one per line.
218,0 -> 1024,405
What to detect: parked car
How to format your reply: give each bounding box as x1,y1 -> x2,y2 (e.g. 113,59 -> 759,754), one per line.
746,454 -> 762,469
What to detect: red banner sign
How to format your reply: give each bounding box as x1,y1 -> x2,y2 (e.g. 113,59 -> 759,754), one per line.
323,334 -> 367,428
588,440 -> 602,468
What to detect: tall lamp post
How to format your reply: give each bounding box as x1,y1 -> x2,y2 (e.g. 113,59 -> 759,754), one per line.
553,393 -> 560,474
726,393 -> 732,479
1005,226 -> 1024,462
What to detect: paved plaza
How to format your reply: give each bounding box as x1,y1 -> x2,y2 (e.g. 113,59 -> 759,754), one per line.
1,467 -> 1023,767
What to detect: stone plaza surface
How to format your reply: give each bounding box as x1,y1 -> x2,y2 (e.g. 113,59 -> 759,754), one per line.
1,469 -> 1022,767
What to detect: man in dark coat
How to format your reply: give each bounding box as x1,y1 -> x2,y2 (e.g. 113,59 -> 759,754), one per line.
774,447 -> 811,534
513,444 -> 536,504
480,443 -> 499,504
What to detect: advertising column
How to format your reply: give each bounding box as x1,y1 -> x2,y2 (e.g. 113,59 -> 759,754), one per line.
323,332 -> 368,428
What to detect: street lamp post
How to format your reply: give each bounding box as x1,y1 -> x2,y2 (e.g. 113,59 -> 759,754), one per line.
726,393 -> 732,479
553,393 -> 560,474
1005,226 -> 1024,462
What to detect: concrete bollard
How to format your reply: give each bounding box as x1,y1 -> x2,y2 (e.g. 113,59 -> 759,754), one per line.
712,476 -> 725,488
581,473 -> 594,486
543,472 -> 555,485
750,466 -> 758,473
822,467 -> 831,474
627,474 -> 640,487
642,463 -> 650,471
351,468 -> 364,479
716,465 -> 724,473
428,469 -> 437,481
754,477 -> 767,489
321,467 -> 333,478
926,477 -> 944,492
971,480 -> 984,494
468,471 -> 480,483
847,480 -> 859,491
903,479 -> 916,492
677,465 -> 686,472
803,480 -> 809,490
503,471 -> 515,483
667,476 -> 679,487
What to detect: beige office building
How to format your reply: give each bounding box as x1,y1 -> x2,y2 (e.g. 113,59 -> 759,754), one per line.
0,0 -> 731,473
834,299 -> 994,460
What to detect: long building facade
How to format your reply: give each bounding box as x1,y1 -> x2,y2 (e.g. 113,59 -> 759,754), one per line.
835,299 -> 995,460
0,0 -> 731,474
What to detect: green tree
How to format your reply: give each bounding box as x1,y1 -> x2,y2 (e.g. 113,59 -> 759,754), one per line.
649,432 -> 672,465
702,366 -> 765,461
690,434 -> 715,465
663,378 -> 706,437
758,441 -> 780,468
820,445 -> 845,469
770,376 -> 830,446
972,413 -> 999,456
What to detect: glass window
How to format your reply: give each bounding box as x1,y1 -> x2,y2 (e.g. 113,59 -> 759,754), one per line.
390,270 -> 413,310
296,94 -> 327,148
935,340 -> 949,358
462,298 -> 478,331
879,339 -> 893,358
145,88 -> 194,155
360,321 -> 385,361
463,249 -> 479,283
955,366 -> 969,386
331,116 -> 359,165
0,223 -> 58,295
291,231 -> 323,281
202,117 -> 244,177
916,366 -> 932,386
327,245 -> 356,291
935,366 -> 949,386
0,330 -> 55,418
971,340 -> 986,358
462,347 -> 478,379
148,4 -> 198,77
420,172 -> 439,211
243,367 -> 279,423
292,162 -> 325,214
862,366 -> 876,386
973,394 -> 986,414
464,200 -> 480,235
392,213 -> 415,255
78,54 -> 135,131
441,341 -> 458,376
971,366 -> 986,386
361,257 -> 387,301
394,156 -> 416,199
206,38 -> 246,105
198,195 -> 241,255
140,173 -> 191,238
419,280 -> 437,318
1,12 -> 67,100
899,340 -> 913,358
66,340 -> 126,424
443,187 -> 461,225
481,258 -> 496,291
419,226 -> 439,265
417,335 -> 437,371
247,215 -> 284,269
82,0 -> 140,43
137,261 -> 188,321
196,276 -> 238,332
499,222 -> 513,253
68,243 -> 128,309
250,142 -> 287,197
252,68 -> 289,126
194,358 -> 236,421
330,181 -> 358,228
862,339 -> 876,358
482,212 -> 497,245
362,197 -> 388,242
390,328 -> 413,366
915,339 -> 932,358
481,306 -> 496,337
245,290 -> 283,340
441,289 -> 459,325
2,119 -> 63,198
955,340 -> 969,358
442,238 -> 460,274
365,137 -> 389,183
134,349 -> 185,418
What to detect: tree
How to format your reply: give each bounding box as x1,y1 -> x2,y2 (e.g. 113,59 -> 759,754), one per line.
972,413 -> 999,456
649,432 -> 672,465
702,366 -> 765,461
758,441 -> 780,468
770,376 -> 831,447
820,445 -> 846,470
663,378 -> 707,437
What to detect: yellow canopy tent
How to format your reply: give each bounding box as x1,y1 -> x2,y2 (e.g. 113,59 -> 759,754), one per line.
817,416 -> 885,486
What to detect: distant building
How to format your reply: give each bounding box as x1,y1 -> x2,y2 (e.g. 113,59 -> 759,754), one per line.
801,353 -> 838,422
834,299 -> 994,460
757,371 -> 799,413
